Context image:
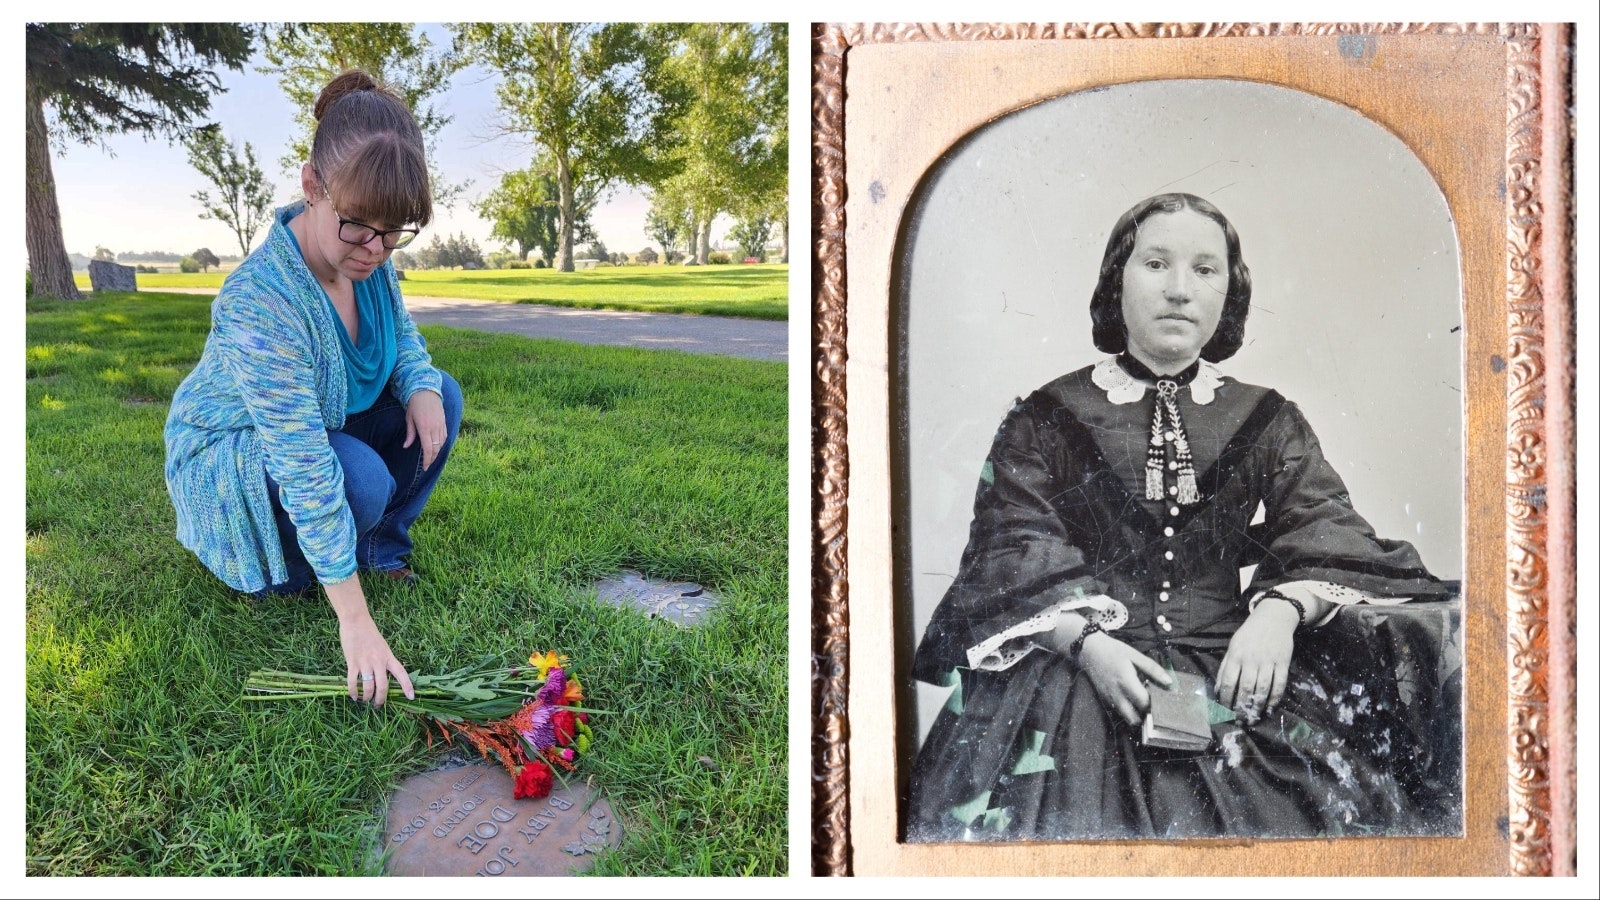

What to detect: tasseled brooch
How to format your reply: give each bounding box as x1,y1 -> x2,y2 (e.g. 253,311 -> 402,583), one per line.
1093,355 -> 1219,507
1145,380 -> 1199,504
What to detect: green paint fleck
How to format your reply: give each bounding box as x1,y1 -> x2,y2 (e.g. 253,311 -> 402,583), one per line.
1010,729 -> 1056,775
1287,720 -> 1314,745
1207,698 -> 1237,725
980,805 -> 1013,832
946,790 -> 993,827
943,677 -> 964,715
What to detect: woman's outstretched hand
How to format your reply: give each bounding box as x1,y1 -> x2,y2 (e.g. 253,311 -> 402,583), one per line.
1074,630 -> 1173,727
404,388 -> 448,471
1216,600 -> 1300,722
325,576 -> 415,708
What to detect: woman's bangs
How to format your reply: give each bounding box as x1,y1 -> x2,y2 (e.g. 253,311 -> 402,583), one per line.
328,138 -> 432,229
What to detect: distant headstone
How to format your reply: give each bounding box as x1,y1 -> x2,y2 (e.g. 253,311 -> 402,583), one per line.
594,570 -> 717,626
395,269 -> 407,280
88,260 -> 136,292
382,762 -> 621,876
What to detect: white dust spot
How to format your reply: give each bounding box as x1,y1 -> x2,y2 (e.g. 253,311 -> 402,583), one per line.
1216,729 -> 1245,771
1327,751 -> 1356,788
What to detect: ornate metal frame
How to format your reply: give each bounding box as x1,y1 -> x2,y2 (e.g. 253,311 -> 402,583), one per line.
810,22 -> 1574,877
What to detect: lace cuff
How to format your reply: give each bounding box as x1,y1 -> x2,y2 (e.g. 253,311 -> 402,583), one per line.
1249,579 -> 1411,628
966,595 -> 1129,672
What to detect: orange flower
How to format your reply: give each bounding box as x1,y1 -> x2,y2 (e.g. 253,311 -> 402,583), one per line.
561,674 -> 584,705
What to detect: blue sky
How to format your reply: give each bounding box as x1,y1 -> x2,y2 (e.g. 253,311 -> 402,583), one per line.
46,24 -> 700,263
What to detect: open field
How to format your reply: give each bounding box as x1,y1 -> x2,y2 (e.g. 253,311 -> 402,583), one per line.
25,291 -> 787,875
74,263 -> 789,321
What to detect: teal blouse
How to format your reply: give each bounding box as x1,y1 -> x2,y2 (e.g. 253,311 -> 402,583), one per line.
282,219 -> 397,413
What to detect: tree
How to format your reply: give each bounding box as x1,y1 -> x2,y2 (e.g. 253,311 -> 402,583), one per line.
734,178 -> 788,263
452,23 -> 686,271
412,232 -> 483,269
186,126 -> 275,257
729,216 -> 773,261
486,249 -> 519,269
446,233 -> 485,269
192,248 -> 220,272
475,161 -> 596,266
649,23 -> 786,264
767,194 -> 790,264
179,256 -> 201,274
636,246 -> 658,264
413,236 -> 443,270
92,246 -> 115,262
644,194 -> 691,264
25,23 -> 254,299
257,23 -> 465,206
744,25 -> 788,264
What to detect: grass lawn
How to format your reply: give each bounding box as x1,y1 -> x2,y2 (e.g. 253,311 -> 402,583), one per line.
76,264 -> 789,321
25,291 -> 787,876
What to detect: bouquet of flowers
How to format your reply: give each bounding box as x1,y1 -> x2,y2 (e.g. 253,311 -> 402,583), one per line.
244,650 -> 594,800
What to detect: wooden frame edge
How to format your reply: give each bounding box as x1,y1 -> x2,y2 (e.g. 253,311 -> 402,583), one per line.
811,21 -> 852,878
809,22 -> 1574,877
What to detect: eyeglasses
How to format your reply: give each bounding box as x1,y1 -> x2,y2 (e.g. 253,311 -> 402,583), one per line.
312,170 -> 420,249
332,214 -> 419,250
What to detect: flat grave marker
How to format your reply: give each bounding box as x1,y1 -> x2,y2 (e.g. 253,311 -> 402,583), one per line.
382,761 -> 620,876
594,570 -> 717,626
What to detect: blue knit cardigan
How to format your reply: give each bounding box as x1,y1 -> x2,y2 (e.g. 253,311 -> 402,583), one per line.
164,203 -> 442,592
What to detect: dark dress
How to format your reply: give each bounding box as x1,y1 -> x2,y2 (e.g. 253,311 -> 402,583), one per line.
905,359 -> 1456,841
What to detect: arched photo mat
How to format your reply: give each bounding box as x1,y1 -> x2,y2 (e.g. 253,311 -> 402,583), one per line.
819,27 -> 1568,876
889,79 -> 1463,768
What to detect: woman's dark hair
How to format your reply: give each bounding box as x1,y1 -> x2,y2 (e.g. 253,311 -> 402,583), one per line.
310,69 -> 432,229
1088,192 -> 1251,362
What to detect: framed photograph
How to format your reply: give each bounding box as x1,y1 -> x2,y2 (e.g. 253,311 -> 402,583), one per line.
810,23 -> 1575,876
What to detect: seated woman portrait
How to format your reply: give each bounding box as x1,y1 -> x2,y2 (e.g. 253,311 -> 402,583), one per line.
164,69 -> 462,708
905,192 -> 1457,841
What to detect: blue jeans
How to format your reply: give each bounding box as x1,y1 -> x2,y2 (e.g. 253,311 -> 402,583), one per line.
260,370 -> 463,595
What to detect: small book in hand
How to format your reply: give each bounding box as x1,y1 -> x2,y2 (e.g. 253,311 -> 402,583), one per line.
1141,669 -> 1216,751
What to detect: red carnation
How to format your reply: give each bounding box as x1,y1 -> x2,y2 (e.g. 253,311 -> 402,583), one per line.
577,712 -> 589,724
552,710 -> 578,745
514,760 -> 553,800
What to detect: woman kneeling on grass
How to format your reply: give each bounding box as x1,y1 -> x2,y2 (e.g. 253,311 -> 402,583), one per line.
164,69 -> 462,707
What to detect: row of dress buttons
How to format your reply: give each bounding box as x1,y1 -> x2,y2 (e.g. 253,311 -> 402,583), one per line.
1158,545 -> 1176,632
1158,430 -> 1180,632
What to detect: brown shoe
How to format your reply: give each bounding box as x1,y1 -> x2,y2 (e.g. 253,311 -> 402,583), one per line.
377,566 -> 420,587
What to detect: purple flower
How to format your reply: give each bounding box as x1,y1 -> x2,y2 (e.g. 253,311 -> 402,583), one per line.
519,703 -> 557,749
538,667 -> 567,705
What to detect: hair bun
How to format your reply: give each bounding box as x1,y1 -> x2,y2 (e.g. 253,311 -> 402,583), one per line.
313,69 -> 381,122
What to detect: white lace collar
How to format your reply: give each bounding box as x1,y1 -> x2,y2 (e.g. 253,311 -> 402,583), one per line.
1091,356 -> 1223,405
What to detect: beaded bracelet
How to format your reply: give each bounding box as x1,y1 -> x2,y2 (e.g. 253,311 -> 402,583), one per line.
1259,588 -> 1307,630
1069,621 -> 1104,663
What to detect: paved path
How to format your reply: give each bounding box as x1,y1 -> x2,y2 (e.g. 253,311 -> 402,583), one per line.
403,295 -> 786,362
144,287 -> 787,362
